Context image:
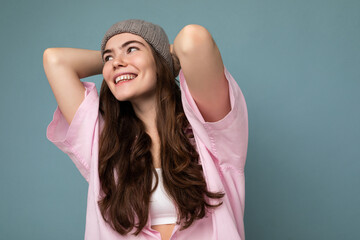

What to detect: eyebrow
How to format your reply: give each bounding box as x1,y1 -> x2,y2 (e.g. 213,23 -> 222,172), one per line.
103,40 -> 146,56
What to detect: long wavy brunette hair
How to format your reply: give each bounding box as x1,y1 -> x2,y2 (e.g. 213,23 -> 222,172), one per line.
97,46 -> 224,235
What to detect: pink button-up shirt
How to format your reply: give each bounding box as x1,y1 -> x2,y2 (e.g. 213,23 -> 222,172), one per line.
47,68 -> 248,240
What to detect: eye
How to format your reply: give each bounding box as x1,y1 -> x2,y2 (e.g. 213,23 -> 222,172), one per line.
104,55 -> 113,62
127,46 -> 139,53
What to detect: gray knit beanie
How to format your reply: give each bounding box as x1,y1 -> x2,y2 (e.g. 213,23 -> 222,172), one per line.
101,19 -> 173,74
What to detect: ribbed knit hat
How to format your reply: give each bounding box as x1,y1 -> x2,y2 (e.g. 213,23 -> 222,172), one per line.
101,19 -> 173,74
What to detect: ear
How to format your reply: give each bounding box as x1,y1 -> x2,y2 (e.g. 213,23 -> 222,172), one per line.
171,52 -> 181,77
170,44 -> 180,77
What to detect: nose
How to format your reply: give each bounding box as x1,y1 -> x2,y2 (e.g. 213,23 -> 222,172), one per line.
112,55 -> 127,68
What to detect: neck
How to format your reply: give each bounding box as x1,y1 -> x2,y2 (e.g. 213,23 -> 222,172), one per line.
131,98 -> 157,134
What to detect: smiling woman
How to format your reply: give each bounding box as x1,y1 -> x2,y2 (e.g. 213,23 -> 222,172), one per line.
102,33 -> 158,104
43,19 -> 248,240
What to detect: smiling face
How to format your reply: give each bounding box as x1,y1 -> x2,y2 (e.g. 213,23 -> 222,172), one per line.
102,33 -> 157,105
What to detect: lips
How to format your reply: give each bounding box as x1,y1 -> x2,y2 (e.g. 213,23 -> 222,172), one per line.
113,73 -> 138,84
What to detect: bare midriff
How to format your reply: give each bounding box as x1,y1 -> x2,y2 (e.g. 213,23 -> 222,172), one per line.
151,224 -> 175,240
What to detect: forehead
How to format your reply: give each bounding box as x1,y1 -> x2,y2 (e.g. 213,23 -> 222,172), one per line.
105,33 -> 149,49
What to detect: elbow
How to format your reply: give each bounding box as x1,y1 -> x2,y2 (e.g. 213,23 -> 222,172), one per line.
43,48 -> 66,84
43,48 -> 67,69
43,48 -> 59,66
174,24 -> 215,56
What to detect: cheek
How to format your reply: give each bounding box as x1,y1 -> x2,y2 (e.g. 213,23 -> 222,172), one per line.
136,55 -> 156,70
102,65 -> 112,82
145,58 -> 157,77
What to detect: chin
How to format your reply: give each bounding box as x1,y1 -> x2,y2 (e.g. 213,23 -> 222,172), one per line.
113,95 -> 131,102
109,89 -> 132,102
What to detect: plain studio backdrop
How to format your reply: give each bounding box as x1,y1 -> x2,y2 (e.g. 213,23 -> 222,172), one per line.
0,0 -> 359,239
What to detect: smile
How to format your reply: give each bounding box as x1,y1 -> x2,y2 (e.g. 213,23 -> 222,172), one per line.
115,74 -> 137,84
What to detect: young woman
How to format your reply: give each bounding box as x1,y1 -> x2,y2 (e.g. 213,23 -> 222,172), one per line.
44,19 -> 248,240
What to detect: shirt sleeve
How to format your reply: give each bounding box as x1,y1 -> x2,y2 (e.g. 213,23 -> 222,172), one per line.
46,82 -> 101,182
179,67 -> 248,170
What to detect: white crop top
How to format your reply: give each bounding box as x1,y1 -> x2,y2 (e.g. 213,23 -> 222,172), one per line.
149,168 -> 177,225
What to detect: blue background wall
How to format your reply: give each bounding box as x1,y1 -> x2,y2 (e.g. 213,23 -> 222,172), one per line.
1,0 -> 359,239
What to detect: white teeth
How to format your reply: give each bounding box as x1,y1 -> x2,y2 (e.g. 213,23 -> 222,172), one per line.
115,74 -> 136,84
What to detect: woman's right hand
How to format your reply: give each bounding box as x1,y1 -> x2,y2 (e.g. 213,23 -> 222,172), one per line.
43,48 -> 103,125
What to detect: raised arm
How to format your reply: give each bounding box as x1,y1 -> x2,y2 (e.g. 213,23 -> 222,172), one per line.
172,24 -> 231,122
43,48 -> 103,125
